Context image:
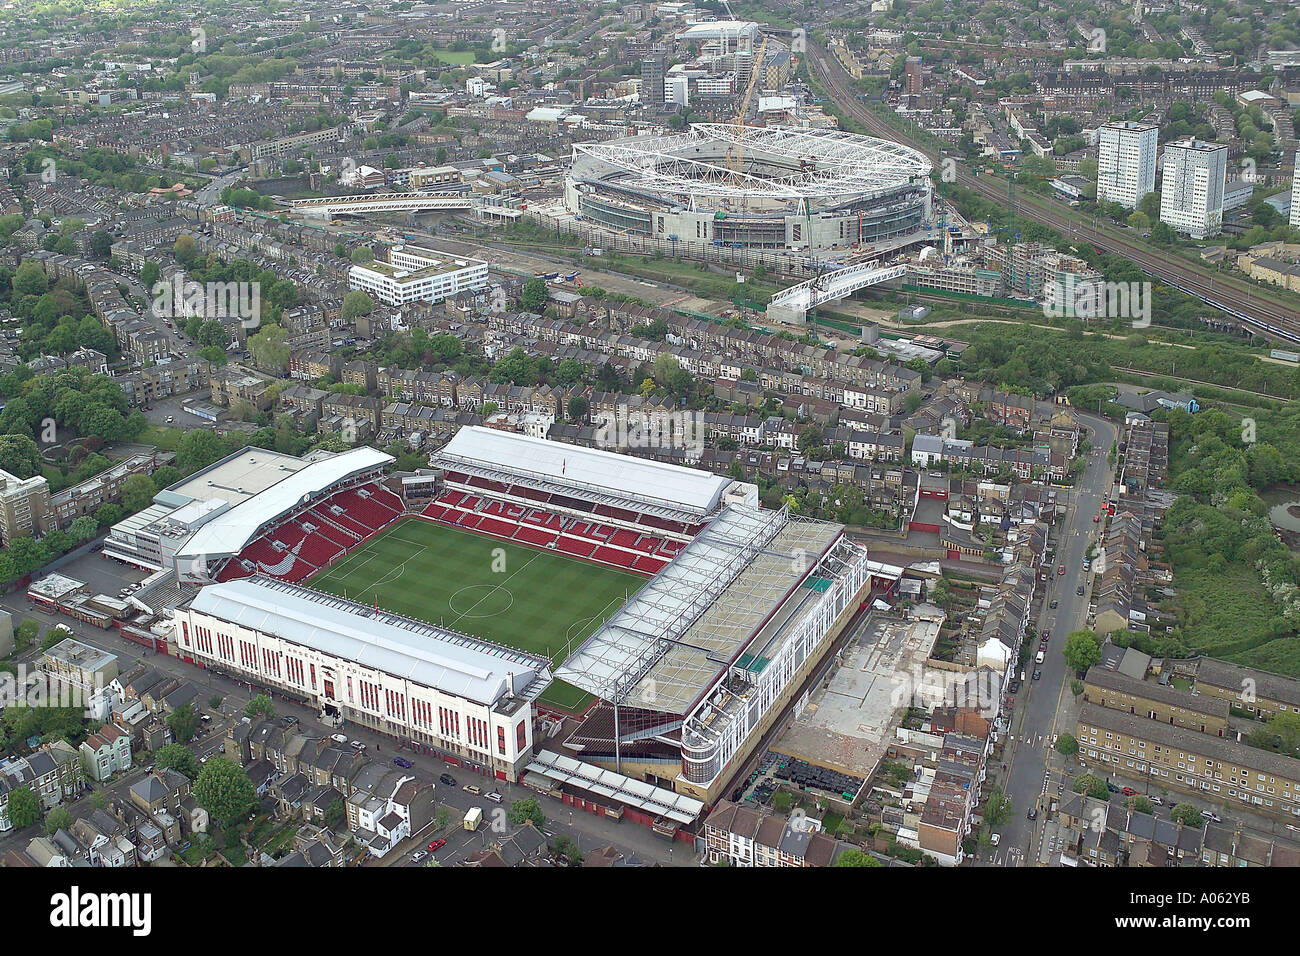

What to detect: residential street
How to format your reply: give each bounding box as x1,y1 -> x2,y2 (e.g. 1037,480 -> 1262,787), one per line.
991,408 -> 1117,865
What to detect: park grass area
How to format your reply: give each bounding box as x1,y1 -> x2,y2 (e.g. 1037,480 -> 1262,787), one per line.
307,517 -> 642,711
431,50 -> 477,65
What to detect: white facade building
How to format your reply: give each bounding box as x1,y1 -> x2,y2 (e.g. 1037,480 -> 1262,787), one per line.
175,576 -> 550,780
1096,122 -> 1158,210
1290,149 -> 1300,231
347,245 -> 489,306
1158,139 -> 1227,239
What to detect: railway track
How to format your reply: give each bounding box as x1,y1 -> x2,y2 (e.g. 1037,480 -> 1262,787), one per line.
806,43 -> 1300,345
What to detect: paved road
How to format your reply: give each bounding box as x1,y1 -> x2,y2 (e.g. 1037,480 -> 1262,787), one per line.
993,409 -> 1118,863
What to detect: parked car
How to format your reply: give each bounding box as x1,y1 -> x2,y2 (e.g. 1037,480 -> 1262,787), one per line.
1093,514 -> 1100,522
331,733 -> 348,745
1204,811 -> 1223,824
428,838 -> 446,852
1049,600 -> 1058,609
350,740 -> 366,751
1106,781 -> 1121,793
1057,565 -> 1065,575
486,791 -> 503,803
1150,796 -> 1164,806
439,773 -> 457,787
1121,787 -> 1137,796
464,784 -> 481,795
1026,807 -> 1037,821
409,850 -> 428,864
393,756 -> 413,769
1032,669 -> 1042,680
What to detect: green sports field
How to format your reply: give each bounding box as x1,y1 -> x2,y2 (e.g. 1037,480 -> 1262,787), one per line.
306,517 -> 641,711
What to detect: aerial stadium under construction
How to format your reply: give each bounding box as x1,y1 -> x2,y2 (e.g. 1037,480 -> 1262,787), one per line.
564,122 -> 933,253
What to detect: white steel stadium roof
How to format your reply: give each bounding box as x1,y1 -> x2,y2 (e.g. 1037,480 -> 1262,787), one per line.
555,504 -> 844,715
571,123 -> 931,204
176,446 -> 393,561
189,577 -> 549,707
435,426 -> 732,517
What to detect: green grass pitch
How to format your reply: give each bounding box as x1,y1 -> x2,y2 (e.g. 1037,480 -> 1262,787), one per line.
306,517 -> 641,712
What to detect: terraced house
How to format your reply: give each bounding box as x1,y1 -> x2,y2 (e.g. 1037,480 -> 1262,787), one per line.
1081,667 -> 1230,737
1076,703 -> 1300,819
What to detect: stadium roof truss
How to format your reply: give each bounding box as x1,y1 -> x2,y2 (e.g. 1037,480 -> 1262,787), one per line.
572,123 -> 932,205
435,425 -> 729,519
555,504 -> 845,716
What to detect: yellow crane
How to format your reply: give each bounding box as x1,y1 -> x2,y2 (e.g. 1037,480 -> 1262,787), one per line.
728,34 -> 769,180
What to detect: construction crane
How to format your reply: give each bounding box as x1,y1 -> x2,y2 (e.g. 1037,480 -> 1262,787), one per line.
727,34 -> 769,180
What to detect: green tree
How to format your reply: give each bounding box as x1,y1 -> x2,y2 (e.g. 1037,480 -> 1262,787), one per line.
325,797 -> 346,830
1073,773 -> 1111,801
1271,712 -> 1300,755
120,472 -> 157,513
6,786 -> 40,828
1128,795 -> 1155,814
155,743 -> 200,779
507,797 -> 545,828
44,806 -> 72,835
983,788 -> 1011,826
194,756 -> 257,828
165,701 -> 199,744
1054,732 -> 1079,756
1171,803 -> 1203,827
12,260 -> 49,298
244,694 -> 276,720
248,325 -> 290,372
341,290 -> 375,322
1062,629 -> 1102,674
834,848 -> 882,867
520,277 -> 548,312
176,430 -> 227,472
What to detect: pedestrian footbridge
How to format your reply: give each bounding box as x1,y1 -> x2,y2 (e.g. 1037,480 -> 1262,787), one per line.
765,260 -> 906,324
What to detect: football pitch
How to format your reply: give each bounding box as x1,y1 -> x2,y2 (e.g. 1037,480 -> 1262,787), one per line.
306,517 -> 642,712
